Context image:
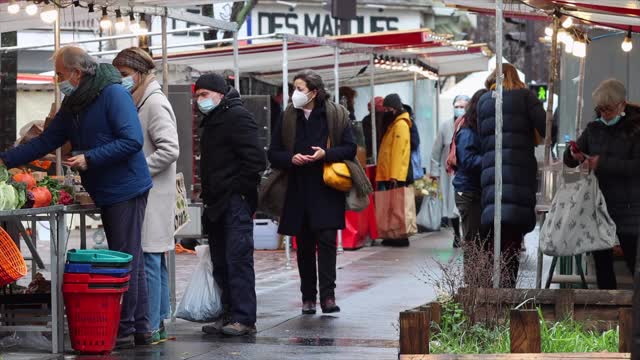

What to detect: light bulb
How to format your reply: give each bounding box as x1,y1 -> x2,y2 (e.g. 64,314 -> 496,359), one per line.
8,0 -> 20,15
557,30 -> 568,44
137,18 -> 148,34
622,31 -> 633,52
572,40 -> 586,58
25,3 -> 38,16
100,7 -> 112,30
40,5 -> 58,24
562,16 -> 573,29
564,35 -> 574,52
544,26 -> 553,37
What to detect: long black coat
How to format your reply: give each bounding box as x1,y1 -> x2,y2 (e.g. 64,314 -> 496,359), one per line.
200,86 -> 267,221
268,103 -> 357,236
564,105 -> 640,235
477,88 -> 546,232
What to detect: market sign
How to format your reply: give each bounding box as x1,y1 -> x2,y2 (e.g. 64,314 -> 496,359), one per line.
245,5 -> 421,40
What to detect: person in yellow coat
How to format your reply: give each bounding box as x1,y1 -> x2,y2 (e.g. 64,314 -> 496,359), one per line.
376,93 -> 412,246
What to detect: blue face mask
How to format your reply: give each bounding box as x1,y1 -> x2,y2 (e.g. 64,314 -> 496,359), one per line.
598,114 -> 622,126
454,108 -> 466,119
198,98 -> 218,114
121,76 -> 135,92
59,80 -> 77,96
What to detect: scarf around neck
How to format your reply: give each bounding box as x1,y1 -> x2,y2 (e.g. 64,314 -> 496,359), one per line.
61,63 -> 122,114
132,73 -> 158,107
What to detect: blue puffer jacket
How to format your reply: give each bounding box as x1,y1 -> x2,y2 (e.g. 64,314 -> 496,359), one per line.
1,84 -> 152,207
452,127 -> 482,193
477,88 -> 546,232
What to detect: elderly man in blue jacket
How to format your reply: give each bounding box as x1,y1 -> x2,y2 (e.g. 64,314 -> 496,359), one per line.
0,46 -> 153,348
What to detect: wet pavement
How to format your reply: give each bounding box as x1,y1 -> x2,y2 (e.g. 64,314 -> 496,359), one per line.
1,227 -> 547,360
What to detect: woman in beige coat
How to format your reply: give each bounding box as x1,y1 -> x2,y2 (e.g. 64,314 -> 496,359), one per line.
114,48 -> 179,343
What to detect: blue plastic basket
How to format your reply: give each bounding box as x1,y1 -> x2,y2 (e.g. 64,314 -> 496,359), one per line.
64,263 -> 131,277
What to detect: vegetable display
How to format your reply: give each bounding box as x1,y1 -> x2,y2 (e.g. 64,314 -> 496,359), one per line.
13,172 -> 36,190
0,165 -> 79,210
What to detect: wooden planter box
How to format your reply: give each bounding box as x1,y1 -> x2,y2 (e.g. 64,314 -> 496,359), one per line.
399,288 -> 634,357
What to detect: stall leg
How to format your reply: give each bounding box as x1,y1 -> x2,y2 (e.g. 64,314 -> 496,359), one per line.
337,230 -> 344,254
80,213 -> 86,250
168,249 -> 177,323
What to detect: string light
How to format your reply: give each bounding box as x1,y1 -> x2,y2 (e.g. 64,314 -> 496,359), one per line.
622,30 -> 633,52
7,0 -> 20,15
562,16 -> 573,29
137,14 -> 149,34
87,3 -> 95,13
564,34 -> 574,53
100,7 -> 112,30
544,26 -> 553,37
572,37 -> 586,58
129,12 -> 140,33
40,4 -> 58,24
25,3 -> 38,16
114,9 -> 126,32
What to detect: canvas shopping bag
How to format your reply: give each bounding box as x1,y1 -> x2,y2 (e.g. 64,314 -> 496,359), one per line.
375,186 -> 418,239
539,173 -> 618,257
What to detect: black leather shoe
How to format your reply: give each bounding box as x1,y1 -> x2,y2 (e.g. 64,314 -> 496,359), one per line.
115,334 -> 135,349
302,301 -> 316,315
134,332 -> 153,346
321,298 -> 341,314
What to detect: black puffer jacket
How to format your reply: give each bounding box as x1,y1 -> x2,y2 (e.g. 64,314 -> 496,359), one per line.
477,88 -> 546,232
564,105 -> 640,235
200,86 -> 267,221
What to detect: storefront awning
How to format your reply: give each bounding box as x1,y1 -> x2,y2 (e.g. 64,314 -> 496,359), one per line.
161,29 -> 490,87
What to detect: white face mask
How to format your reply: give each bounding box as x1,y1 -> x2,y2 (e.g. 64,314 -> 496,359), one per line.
292,89 -> 312,109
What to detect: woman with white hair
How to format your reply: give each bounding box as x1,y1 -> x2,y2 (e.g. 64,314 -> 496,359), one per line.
564,78 -> 640,289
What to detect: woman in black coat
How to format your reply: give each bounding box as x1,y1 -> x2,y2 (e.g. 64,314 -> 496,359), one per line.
564,79 -> 640,290
268,70 -> 357,314
477,63 -> 546,288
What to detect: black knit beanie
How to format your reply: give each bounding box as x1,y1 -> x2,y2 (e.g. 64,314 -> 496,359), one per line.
195,73 -> 227,94
383,93 -> 404,111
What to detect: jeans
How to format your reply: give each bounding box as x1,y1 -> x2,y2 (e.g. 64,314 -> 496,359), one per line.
297,215 -> 337,303
593,233 -> 638,289
205,194 -> 256,325
144,253 -> 170,331
100,192 -> 151,337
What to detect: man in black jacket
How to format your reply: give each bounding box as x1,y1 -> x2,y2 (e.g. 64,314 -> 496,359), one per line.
195,74 -> 266,336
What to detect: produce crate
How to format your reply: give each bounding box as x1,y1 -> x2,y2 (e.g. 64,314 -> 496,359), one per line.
0,293 -> 51,329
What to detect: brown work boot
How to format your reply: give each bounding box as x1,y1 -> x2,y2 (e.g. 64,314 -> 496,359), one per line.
302,301 -> 316,315
221,322 -> 257,336
202,312 -> 231,335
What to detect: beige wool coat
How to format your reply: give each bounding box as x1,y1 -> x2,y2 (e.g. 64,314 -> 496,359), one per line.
137,80 -> 180,253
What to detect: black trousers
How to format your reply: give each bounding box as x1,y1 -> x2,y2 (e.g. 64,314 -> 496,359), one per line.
296,216 -> 337,303
481,224 -> 524,288
205,195 -> 257,325
455,191 -> 482,243
100,192 -> 150,337
593,233 -> 637,289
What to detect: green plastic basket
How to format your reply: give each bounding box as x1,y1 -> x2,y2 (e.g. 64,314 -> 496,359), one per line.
66,249 -> 132,265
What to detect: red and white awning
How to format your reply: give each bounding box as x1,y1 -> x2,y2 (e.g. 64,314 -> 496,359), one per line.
161,29 -> 490,86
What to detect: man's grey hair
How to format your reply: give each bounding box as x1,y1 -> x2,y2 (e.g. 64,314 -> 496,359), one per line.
592,79 -> 626,107
52,46 -> 97,76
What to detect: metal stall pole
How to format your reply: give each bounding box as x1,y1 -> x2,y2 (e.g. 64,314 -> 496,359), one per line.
575,56 -> 586,137
233,31 -> 240,92
161,10 -> 177,323
413,72 -> 418,110
54,11 -> 62,176
282,35 -> 293,270
370,54 -> 377,164
493,0 -> 504,289
334,46 -> 344,254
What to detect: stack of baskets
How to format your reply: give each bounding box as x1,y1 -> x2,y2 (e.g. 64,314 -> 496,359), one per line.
63,249 -> 132,354
0,227 -> 27,286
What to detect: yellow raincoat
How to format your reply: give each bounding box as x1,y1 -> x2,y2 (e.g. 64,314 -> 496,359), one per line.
376,111 -> 411,182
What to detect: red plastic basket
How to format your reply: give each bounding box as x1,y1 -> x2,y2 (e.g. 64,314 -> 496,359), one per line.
63,284 -> 129,354
0,227 -> 27,286
63,273 -> 130,284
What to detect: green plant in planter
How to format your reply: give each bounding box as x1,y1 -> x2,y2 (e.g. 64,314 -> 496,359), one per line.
430,301 -> 618,354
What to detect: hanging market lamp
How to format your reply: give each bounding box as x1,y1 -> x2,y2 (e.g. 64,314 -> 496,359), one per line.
572,37 -> 587,58
622,30 -> 633,52
137,14 -> 149,35
41,4 -> 58,24
100,7 -> 112,30
25,2 -> 38,16
564,34 -> 574,53
7,0 -> 20,15
73,0 -> 80,6
88,3 -> 95,13
562,16 -> 573,29
544,26 -> 553,37
114,9 -> 126,32
129,12 -> 140,33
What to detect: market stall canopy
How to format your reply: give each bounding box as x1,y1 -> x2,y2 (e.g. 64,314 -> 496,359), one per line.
161,28 -> 490,87
444,0 -> 640,32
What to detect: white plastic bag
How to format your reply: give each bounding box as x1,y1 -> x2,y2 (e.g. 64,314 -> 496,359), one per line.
175,245 -> 222,322
417,195 -> 442,231
540,173 -> 618,256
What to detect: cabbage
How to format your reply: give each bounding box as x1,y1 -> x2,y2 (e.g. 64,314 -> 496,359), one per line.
0,182 -> 18,210
12,183 -> 26,209
0,166 -> 8,183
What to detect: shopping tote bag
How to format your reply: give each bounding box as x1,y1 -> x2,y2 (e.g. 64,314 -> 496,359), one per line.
539,173 -> 618,257
374,186 -> 417,239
